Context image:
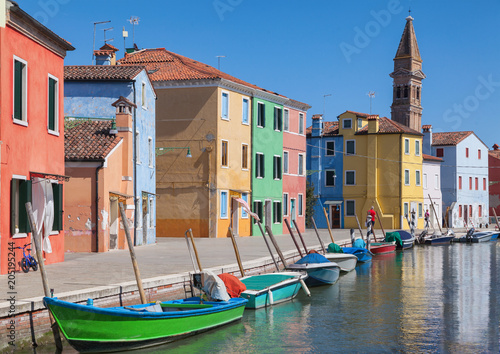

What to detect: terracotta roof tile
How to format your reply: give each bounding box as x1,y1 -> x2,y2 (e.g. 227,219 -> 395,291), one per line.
65,65 -> 145,81
356,116 -> 423,136
306,121 -> 339,137
65,120 -> 122,160
423,154 -> 443,162
431,131 -> 473,146
489,144 -> 500,159
338,110 -> 370,118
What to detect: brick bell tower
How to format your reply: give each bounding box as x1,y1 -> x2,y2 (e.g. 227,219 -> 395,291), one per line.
390,16 -> 425,131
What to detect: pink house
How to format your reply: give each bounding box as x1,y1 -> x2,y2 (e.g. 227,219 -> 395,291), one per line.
282,99 -> 310,234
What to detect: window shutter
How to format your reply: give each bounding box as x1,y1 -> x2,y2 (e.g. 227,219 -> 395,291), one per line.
261,154 -> 265,178
19,180 -> 32,233
48,78 -> 56,131
14,61 -> 23,119
53,183 -> 63,230
10,180 -> 16,235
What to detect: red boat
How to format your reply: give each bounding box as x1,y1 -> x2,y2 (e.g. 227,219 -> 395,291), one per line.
369,242 -> 396,255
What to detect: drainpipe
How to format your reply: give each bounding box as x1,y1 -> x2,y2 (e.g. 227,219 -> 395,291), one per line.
399,136 -> 403,229
96,162 -> 104,252
132,82 -> 137,245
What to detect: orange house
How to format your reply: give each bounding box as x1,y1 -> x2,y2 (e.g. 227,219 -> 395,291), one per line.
0,1 -> 74,274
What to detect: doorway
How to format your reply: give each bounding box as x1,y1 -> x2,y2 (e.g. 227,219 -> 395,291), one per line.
290,199 -> 296,228
231,198 -> 239,236
265,200 -> 272,230
464,205 -> 468,225
109,198 -> 118,250
330,204 -> 341,228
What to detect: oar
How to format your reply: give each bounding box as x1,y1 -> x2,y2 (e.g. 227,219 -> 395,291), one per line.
311,217 -> 327,253
26,202 -> 63,352
284,218 -> 304,257
322,207 -> 335,243
228,227 -> 245,277
293,219 -> 309,254
354,214 -> 364,239
256,220 -> 280,272
428,194 -> 443,234
376,211 -> 386,239
119,203 -> 147,304
184,229 -> 202,272
492,208 -> 500,231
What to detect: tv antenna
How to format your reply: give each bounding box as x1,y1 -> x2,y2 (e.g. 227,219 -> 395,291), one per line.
128,16 -> 140,45
323,94 -> 332,116
216,55 -> 226,71
367,91 -> 375,114
92,20 -> 111,64
103,27 -> 114,44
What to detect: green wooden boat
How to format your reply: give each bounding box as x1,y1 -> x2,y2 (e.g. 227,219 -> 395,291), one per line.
44,296 -> 248,352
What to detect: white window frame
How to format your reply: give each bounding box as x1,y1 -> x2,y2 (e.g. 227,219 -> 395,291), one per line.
299,113 -> 304,135
11,174 -> 28,239
241,143 -> 249,171
13,55 -> 28,126
141,81 -> 147,109
242,97 -> 250,125
221,139 -> 229,168
345,200 -> 356,217
257,102 -> 265,128
273,155 -> 282,180
357,118 -> 363,129
298,194 -> 303,216
47,73 -> 59,135
325,170 -> 336,187
273,201 -> 282,224
283,151 -> 289,174
256,152 -> 264,178
345,140 -> 356,155
403,202 -> 409,217
283,108 -> 289,132
220,190 -> 229,219
404,169 -> 410,185
423,173 -> 427,189
241,193 -> 249,219
415,170 -> 421,186
418,203 -> 423,218
283,193 -> 289,216
135,130 -> 141,164
415,140 -> 420,156
274,106 -> 282,132
435,174 -> 439,189
326,141 -> 335,156
342,118 -> 352,129
404,138 -> 410,155
221,91 -> 229,121
148,137 -> 153,168
345,170 -> 356,186
298,153 -> 304,176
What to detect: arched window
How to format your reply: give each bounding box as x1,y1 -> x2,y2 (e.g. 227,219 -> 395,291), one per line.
416,87 -> 420,100
396,87 -> 401,99
404,86 -> 408,98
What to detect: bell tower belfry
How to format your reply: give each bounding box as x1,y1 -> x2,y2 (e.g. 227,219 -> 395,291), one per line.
390,16 -> 425,131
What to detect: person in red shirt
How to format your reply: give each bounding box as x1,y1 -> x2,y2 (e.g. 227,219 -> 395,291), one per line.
368,206 -> 376,228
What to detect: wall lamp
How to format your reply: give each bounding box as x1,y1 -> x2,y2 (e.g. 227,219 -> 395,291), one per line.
156,146 -> 192,158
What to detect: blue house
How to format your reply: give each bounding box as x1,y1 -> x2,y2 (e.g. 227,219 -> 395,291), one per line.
306,114 -> 344,229
64,60 -> 157,246
422,125 -> 489,228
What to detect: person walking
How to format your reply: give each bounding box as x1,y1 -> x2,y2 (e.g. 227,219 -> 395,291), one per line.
424,209 -> 430,229
368,206 -> 376,228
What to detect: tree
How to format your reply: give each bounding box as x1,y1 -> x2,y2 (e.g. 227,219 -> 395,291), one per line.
305,180 -> 318,228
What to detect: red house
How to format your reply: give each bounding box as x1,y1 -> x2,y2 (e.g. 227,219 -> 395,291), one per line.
489,144 -> 500,222
0,1 -> 74,274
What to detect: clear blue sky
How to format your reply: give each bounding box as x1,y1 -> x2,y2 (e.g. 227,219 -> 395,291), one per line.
20,0 -> 500,148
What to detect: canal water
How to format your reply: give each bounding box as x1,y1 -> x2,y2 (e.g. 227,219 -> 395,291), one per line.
32,242 -> 500,353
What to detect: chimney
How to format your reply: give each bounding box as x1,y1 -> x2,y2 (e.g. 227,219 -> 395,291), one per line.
94,44 -> 119,65
367,115 -> 379,134
493,144 -> 499,151
112,96 -> 136,184
311,114 -> 323,137
422,124 -> 432,155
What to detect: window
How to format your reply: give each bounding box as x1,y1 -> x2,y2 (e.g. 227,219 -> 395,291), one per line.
404,203 -> 409,217
343,118 -> 352,129
221,92 -> 229,120
273,155 -> 282,180
326,141 -> 335,156
242,98 -> 249,124
465,147 -> 469,158
141,82 -> 146,108
415,170 -> 421,186
346,140 -> 355,155
326,170 -> 336,187
135,131 -> 141,164
459,205 -> 462,218
298,154 -> 304,175
475,177 -> 478,190
256,153 -> 264,178
48,75 -> 59,133
479,204 -> 482,217
298,194 -> 303,216
483,178 -> 487,191
404,170 -> 410,185
469,205 -> 472,218
257,102 -> 265,127
13,57 -> 27,123
283,151 -> 289,174
299,113 -> 304,134
436,148 -> 444,157
415,140 -> 420,156
253,201 -> 263,224
283,193 -> 289,216
148,197 -> 154,228
459,176 -> 462,190
273,201 -> 282,223
418,203 -> 423,218
241,144 -> 248,170
221,140 -> 228,167
404,139 -> 410,154
220,191 -> 228,218
283,109 -> 289,131
358,119 -> 363,129
274,107 -> 282,131
345,171 -> 356,185
435,174 -> 439,189
423,173 -> 428,189
52,182 -> 63,232
469,177 -> 472,190
345,200 -> 355,217
148,137 -> 153,167
11,177 -> 31,236
478,149 -> 481,159
241,193 -> 248,218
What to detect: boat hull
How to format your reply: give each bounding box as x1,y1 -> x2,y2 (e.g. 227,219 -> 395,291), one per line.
44,296 -> 247,353
286,263 -> 340,286
370,242 -> 396,254
342,247 -> 372,263
239,273 -> 305,309
424,235 -> 454,245
395,230 -> 415,249
323,253 -> 358,272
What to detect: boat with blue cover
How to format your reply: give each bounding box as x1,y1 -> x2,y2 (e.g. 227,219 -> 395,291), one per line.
342,247 -> 372,263
286,253 -> 340,287
386,230 -> 415,249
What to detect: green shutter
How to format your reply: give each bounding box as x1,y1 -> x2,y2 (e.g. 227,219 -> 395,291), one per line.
48,78 -> 56,131
18,180 -> 32,233
10,180 -> 17,235
53,183 -> 63,230
14,61 -> 23,120
261,154 -> 265,178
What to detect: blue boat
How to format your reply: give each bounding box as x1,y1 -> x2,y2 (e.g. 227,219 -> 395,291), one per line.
490,231 -> 500,241
342,247 -> 372,263
286,253 -> 340,287
394,230 -> 415,249
458,231 -> 496,243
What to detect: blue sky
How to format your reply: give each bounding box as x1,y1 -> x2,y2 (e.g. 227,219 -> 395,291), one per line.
20,0 -> 500,148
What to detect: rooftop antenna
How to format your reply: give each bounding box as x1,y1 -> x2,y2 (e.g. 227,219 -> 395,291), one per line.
323,94 -> 332,116
92,20 -> 111,64
122,26 -> 128,54
367,91 -> 375,114
128,16 -> 140,45
216,55 -> 226,71
103,27 -> 114,44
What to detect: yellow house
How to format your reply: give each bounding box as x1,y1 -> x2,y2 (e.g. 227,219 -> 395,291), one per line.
338,111 -> 424,230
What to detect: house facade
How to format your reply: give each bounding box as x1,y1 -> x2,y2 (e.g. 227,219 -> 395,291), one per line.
422,153 -> 443,229
489,144 -> 500,220
64,65 -> 157,247
306,115 -> 344,229
282,100 -> 310,233
423,127 -> 489,228
0,1 -> 73,274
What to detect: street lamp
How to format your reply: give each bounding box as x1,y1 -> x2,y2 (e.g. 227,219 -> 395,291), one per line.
156,147 -> 192,158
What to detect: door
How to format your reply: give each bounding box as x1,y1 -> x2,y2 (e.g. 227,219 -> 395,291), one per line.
265,200 -> 272,230
290,199 -> 296,228
330,205 -> 341,228
464,205 -> 468,225
109,198 -> 118,250
231,198 -> 239,236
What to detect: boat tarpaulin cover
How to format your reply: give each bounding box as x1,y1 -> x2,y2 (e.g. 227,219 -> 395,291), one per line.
199,271 -> 230,302
385,232 -> 403,248
327,243 -> 344,253
353,238 -> 366,248
295,253 -> 331,264
218,273 -> 246,298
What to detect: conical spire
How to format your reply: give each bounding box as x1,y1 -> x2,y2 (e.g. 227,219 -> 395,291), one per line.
394,16 -> 421,61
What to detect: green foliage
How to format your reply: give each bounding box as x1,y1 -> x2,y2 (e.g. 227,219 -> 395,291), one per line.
305,180 -> 317,228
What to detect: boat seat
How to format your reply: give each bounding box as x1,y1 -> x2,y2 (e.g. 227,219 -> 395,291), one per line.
144,304 -> 163,312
